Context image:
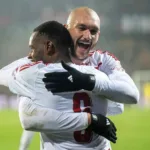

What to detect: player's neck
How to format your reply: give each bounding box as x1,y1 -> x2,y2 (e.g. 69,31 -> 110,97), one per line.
71,56 -> 84,65
43,55 -> 71,64
60,57 -> 71,63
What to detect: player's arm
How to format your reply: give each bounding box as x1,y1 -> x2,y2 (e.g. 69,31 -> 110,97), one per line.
107,100 -> 124,116
44,60 -> 139,104
19,97 -> 117,143
19,96 -> 89,133
0,57 -> 31,87
92,51 -> 139,104
7,63 -> 117,143
7,63 -> 90,132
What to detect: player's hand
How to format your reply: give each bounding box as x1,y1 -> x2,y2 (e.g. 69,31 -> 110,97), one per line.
90,114 -> 117,143
43,61 -> 95,93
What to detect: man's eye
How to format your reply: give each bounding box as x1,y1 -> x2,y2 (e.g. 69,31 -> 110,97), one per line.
90,29 -> 98,35
78,27 -> 86,31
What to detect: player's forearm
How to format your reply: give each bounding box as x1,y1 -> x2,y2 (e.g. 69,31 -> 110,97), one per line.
19,97 -> 89,133
93,72 -> 139,104
21,110 -> 89,133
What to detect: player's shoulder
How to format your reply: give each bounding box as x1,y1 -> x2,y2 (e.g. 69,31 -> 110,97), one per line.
17,57 -> 32,64
71,63 -> 96,74
88,49 -> 120,65
18,61 -> 44,73
89,49 -> 119,60
86,49 -> 122,70
13,61 -> 45,81
43,63 -> 65,72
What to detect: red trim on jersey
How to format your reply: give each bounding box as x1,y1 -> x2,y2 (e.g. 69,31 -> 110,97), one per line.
19,66 -> 30,71
44,63 -> 51,66
89,49 -> 118,61
95,62 -> 102,69
107,51 -> 118,61
19,61 -> 42,72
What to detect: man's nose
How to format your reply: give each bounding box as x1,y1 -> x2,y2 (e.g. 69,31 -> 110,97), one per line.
82,29 -> 92,40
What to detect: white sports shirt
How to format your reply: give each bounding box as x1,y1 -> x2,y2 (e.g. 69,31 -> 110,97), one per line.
0,50 -> 139,150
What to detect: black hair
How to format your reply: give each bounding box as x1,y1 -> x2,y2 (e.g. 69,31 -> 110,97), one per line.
33,21 -> 75,57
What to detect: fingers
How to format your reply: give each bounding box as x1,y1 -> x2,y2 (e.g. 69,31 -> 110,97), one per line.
45,83 -> 68,92
109,119 -> 117,132
43,72 -> 71,85
108,125 -> 117,143
104,131 -> 117,144
111,126 -> 117,136
110,130 -> 117,140
43,77 -> 70,83
43,70 -> 80,93
108,136 -> 117,144
44,72 -> 70,78
109,120 -> 117,143
45,83 -> 79,93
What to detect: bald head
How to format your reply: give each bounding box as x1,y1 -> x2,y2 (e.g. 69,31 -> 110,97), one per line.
66,7 -> 100,60
67,7 -> 100,29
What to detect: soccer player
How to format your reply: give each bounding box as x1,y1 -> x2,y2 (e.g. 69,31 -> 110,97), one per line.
0,21 -> 117,150
44,7 -> 139,104
42,7 -> 139,150
0,55 -> 35,150
0,7 -> 139,149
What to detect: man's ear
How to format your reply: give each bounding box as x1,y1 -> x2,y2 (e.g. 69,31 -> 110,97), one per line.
46,41 -> 55,56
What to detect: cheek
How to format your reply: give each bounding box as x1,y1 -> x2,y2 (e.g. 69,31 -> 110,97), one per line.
69,29 -> 80,42
92,35 -> 99,45
31,50 -> 35,57
39,49 -> 44,57
34,49 -> 43,59
33,50 -> 39,57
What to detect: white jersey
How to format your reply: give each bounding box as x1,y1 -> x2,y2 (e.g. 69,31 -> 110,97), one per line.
82,50 -> 139,112
6,52 -> 139,150
84,50 -> 125,115
0,51 -> 139,150
0,55 -> 124,115
7,62 -> 111,150
0,57 -> 31,87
